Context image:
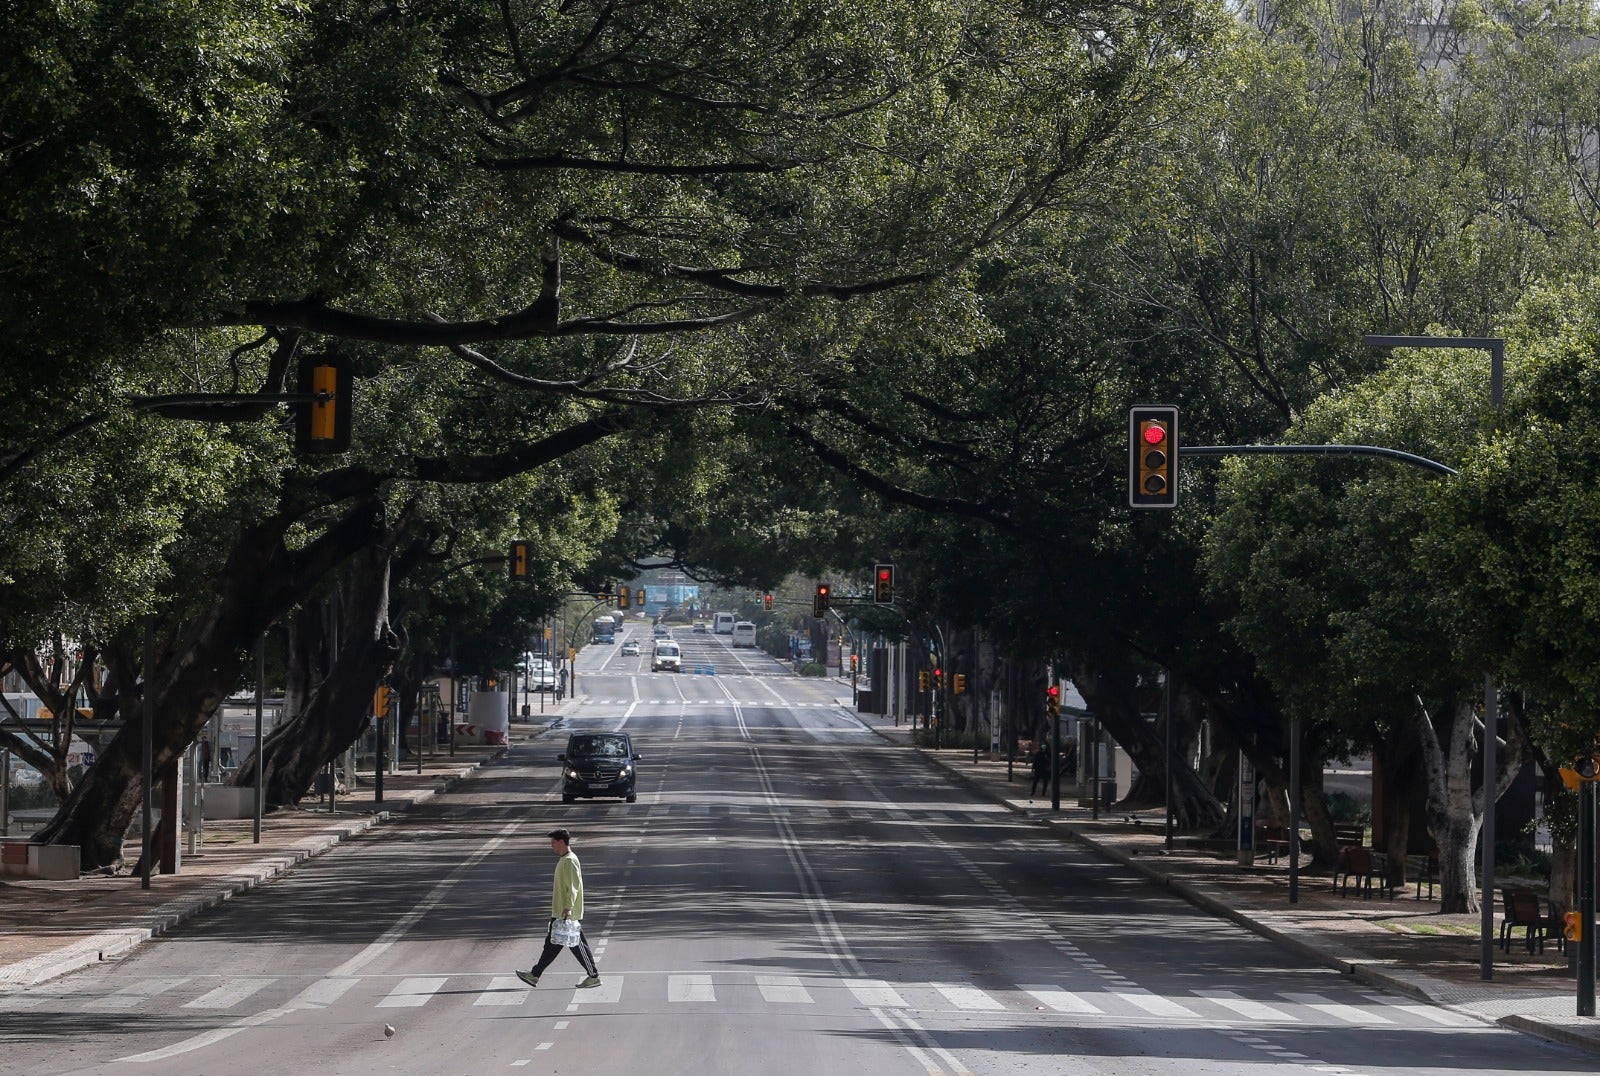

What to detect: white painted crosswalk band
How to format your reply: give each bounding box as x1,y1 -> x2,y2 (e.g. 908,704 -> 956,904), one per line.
184,979 -> 274,1010
755,975 -> 813,1004
932,983 -> 1005,1011
1282,992 -> 1394,1025
1021,985 -> 1103,1014
377,977 -> 447,1008
1114,990 -> 1197,1019
668,973 -> 715,1002
474,976 -> 530,1006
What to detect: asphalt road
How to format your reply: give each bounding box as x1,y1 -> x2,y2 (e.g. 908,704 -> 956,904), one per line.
1,627 -> 1593,1074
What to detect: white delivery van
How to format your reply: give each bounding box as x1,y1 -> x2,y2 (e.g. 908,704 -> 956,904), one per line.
713,612 -> 735,634
730,621 -> 756,648
652,641 -> 682,673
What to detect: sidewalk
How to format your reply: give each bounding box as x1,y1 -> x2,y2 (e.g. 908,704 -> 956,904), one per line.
0,721 -> 559,991
849,703 -> 1600,1056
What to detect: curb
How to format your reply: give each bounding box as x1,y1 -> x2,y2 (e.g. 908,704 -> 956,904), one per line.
866,728 -> 1600,1056
0,753 -> 500,992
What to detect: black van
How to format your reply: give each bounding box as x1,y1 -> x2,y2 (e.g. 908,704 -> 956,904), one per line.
559,732 -> 641,803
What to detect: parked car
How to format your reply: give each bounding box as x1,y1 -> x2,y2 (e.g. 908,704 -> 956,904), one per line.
620,640 -> 640,656
559,732 -> 640,803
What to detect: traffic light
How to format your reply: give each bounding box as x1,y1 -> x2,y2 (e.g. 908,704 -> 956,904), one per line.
618,585 -> 631,609
918,671 -> 930,691
1560,757 -> 1600,790
932,668 -> 943,691
373,685 -> 393,718
508,540 -> 531,580
294,354 -> 353,454
1128,405 -> 1179,509
595,583 -> 610,603
636,586 -> 647,606
1046,683 -> 1061,719
764,593 -> 773,611
813,583 -> 831,618
849,653 -> 859,672
953,673 -> 967,695
873,563 -> 894,605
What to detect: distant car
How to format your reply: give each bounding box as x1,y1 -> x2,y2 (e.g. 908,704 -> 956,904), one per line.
620,641 -> 640,656
652,627 -> 670,639
692,623 -> 708,634
559,732 -> 640,803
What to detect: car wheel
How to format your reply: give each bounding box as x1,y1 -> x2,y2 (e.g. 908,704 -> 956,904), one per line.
625,792 -> 637,803
562,794 -> 575,803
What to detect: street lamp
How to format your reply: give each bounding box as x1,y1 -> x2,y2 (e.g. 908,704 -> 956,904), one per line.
1364,333 -> 1503,983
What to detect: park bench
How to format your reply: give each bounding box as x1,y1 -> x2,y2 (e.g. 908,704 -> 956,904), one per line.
1254,824 -> 1291,864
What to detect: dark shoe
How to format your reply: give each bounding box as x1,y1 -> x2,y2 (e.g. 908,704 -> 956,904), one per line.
515,970 -> 540,987
577,976 -> 601,989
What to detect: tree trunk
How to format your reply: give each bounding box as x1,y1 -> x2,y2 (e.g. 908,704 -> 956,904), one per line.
1374,723 -> 1421,889
243,552 -> 399,807
34,500 -> 386,870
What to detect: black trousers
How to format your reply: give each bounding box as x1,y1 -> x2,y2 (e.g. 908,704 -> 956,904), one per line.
531,919 -> 599,978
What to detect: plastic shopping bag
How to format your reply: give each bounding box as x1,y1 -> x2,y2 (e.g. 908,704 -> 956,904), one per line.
550,918 -> 582,947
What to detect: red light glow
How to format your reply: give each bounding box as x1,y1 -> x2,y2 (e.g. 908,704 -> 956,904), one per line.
1142,423 -> 1167,445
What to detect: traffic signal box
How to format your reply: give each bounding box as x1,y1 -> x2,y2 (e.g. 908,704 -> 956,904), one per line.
618,586 -> 631,609
373,685 -> 393,718
295,354 -> 354,454
764,594 -> 773,610
918,671 -> 930,692
953,673 -> 967,695
813,583 -> 831,619
1046,684 -> 1061,719
509,541 -> 531,580
636,586 -> 647,606
1128,405 -> 1179,509
873,564 -> 894,605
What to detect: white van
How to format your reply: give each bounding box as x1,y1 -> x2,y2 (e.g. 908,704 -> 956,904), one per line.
652,641 -> 682,672
713,612 -> 735,634
730,621 -> 756,648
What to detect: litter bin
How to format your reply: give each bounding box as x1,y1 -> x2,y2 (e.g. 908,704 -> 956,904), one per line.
1098,779 -> 1116,811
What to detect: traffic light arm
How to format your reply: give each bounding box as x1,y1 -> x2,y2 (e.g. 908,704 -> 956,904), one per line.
1178,444 -> 1457,478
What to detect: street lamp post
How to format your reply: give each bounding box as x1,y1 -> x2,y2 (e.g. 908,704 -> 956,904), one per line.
1364,334 -> 1503,982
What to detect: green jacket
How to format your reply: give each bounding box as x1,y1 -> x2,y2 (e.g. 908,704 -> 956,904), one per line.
552,851 -> 584,919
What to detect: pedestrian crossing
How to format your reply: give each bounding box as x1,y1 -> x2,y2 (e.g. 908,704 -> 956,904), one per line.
35,972 -> 1484,1031
637,805 -> 996,824
574,699 -> 849,707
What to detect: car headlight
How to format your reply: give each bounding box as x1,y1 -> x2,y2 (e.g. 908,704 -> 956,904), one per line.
566,769 -> 580,780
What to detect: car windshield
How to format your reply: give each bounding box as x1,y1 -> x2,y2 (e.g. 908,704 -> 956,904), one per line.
569,735 -> 630,758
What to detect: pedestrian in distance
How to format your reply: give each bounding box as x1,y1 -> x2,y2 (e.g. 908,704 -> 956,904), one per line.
516,828 -> 601,989
557,667 -> 568,701
1029,743 -> 1051,797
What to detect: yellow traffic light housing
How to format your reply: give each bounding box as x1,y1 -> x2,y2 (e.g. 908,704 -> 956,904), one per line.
953,673 -> 967,695
918,671 -> 930,691
509,541 -> 531,580
1128,405 -> 1179,509
295,354 -> 354,454
618,586 -> 631,610
373,685 -> 393,718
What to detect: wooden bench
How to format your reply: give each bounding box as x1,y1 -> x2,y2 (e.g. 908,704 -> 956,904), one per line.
1405,852 -> 1438,901
1332,824 -> 1366,847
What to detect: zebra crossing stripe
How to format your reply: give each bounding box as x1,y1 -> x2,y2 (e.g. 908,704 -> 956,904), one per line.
86,977 -> 190,1011
377,977 -> 447,1008
1021,984 -> 1103,1014
183,979 -> 274,1010
1113,990 -> 1197,1019
474,976 -> 530,1006
1195,989 -> 1293,1022
932,983 -> 1005,1011
847,979 -> 908,1008
756,975 -> 813,1004
668,974 -> 715,1002
1282,992 -> 1394,1024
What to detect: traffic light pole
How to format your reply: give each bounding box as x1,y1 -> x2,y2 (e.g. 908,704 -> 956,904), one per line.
1163,671 -> 1174,852
1580,779 -> 1596,1017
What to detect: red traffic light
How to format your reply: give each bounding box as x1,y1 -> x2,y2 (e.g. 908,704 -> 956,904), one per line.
818,584 -> 830,596
1142,423 -> 1167,445
1046,685 -> 1061,698
877,567 -> 891,581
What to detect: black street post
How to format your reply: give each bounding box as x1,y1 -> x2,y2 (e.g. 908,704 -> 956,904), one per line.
1164,670 -> 1174,852
1579,778 -> 1596,1017
1289,714 -> 1302,905
375,701 -> 385,805
253,634 -> 264,844
141,616 -> 154,890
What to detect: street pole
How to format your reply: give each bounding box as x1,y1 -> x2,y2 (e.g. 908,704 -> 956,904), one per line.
253,634 -> 264,844
375,702 -> 385,804
1164,670 -> 1174,852
1578,779 -> 1595,1017
141,616 -> 154,890
1366,334 -> 1503,979
1050,667 -> 1062,813
1289,714 -> 1301,905
1482,674 -> 1497,981
1090,716 -> 1101,821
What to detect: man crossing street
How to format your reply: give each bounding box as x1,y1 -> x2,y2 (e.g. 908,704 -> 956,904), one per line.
516,829 -> 601,988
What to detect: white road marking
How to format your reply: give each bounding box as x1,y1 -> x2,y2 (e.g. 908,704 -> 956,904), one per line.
668,974 -> 715,1002
1282,992 -> 1394,1024
474,976 -> 529,1006
848,979 -> 908,1008
1112,989 -> 1197,1018
300,977 -> 359,1008
1195,989 -> 1293,1022
570,975 -> 623,1003
755,975 -> 813,1004
377,977 -> 447,1007
933,983 -> 1005,1011
1021,984 -> 1103,1014
1384,1002 -> 1474,1026
183,978 -> 274,1010
87,977 -> 190,1011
